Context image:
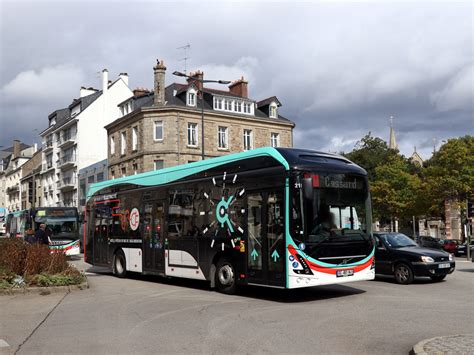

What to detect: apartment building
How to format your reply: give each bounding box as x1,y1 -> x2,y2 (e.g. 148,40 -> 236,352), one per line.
39,70 -> 133,207
0,140 -> 36,212
106,59 -> 295,177
20,149 -> 42,209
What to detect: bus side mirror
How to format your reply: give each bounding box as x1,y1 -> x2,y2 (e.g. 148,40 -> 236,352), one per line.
303,178 -> 313,201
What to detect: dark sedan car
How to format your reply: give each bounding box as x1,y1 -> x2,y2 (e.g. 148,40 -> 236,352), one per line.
374,232 -> 455,284
457,240 -> 474,256
416,235 -> 442,249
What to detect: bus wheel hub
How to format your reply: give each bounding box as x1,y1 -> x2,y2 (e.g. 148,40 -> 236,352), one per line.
218,265 -> 234,285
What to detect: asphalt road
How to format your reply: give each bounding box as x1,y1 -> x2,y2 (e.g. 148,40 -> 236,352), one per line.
1,257 -> 473,355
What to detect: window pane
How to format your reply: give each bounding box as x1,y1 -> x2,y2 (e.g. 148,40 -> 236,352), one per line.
154,121 -> 163,140
154,160 -> 164,170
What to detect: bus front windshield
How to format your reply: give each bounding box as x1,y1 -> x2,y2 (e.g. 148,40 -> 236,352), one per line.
294,173 -> 372,245
34,210 -> 78,239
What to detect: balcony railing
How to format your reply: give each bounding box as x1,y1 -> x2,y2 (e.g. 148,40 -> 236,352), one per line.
58,132 -> 77,147
58,154 -> 76,168
6,185 -> 19,194
57,176 -> 76,189
43,140 -> 53,150
42,163 -> 54,171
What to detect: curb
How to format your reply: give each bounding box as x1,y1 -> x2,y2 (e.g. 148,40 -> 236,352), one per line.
411,334 -> 474,355
0,279 -> 89,296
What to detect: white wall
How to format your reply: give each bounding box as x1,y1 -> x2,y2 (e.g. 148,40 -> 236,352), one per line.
77,77 -> 133,171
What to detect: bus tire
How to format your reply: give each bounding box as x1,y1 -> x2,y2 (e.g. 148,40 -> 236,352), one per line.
215,258 -> 237,294
113,250 -> 127,278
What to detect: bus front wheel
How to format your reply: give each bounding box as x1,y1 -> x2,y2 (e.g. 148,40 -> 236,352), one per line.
113,250 -> 127,278
215,259 -> 237,294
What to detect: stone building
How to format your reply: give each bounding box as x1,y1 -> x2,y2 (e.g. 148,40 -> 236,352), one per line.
20,149 -> 43,209
1,141 -> 36,212
106,59 -> 295,177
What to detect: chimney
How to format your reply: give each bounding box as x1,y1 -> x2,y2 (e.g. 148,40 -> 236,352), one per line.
80,86 -> 98,98
119,73 -> 129,86
102,69 -> 109,93
153,59 -> 166,106
13,140 -> 21,158
186,71 -> 204,91
133,87 -> 151,97
228,76 -> 248,98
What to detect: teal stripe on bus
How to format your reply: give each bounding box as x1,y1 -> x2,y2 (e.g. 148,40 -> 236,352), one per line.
86,147 -> 290,201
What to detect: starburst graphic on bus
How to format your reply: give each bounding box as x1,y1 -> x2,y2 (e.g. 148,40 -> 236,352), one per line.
199,172 -> 246,250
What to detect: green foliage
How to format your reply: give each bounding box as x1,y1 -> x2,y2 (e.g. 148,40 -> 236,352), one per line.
344,133 -> 473,221
0,238 -> 84,288
344,132 -> 399,181
370,155 -> 422,220
423,136 -> 474,215
34,271 -> 85,287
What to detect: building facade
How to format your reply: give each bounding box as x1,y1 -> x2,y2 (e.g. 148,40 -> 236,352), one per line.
78,159 -> 108,212
106,60 -> 294,177
20,149 -> 43,209
1,140 -> 36,213
39,70 -> 133,207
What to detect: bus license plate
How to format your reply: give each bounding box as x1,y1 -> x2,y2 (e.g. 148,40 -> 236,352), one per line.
438,263 -> 450,269
336,269 -> 354,277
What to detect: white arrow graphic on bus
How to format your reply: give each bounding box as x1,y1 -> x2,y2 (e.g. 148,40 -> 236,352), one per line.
271,250 -> 280,262
251,249 -> 258,260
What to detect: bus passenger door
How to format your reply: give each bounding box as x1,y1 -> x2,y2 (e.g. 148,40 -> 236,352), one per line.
246,190 -> 285,287
247,193 -> 264,281
93,206 -> 110,265
266,191 -> 285,286
143,201 -> 165,273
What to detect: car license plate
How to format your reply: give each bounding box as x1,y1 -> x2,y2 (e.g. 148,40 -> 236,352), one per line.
336,269 -> 354,277
438,263 -> 450,269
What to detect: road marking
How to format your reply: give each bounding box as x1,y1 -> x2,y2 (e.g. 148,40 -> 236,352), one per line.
0,339 -> 10,348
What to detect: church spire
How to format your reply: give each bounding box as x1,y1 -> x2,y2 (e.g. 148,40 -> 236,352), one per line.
389,115 -> 398,150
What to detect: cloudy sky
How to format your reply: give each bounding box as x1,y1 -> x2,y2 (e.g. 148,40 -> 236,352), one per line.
1,0 -> 472,159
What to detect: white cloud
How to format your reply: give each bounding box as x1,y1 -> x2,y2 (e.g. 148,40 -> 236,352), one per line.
192,57 -> 259,90
1,64 -> 86,104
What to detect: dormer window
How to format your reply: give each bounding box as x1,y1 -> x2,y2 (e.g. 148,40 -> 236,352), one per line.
120,101 -> 133,116
214,97 -> 223,110
187,89 -> 197,107
269,102 -> 278,118
50,117 -> 56,126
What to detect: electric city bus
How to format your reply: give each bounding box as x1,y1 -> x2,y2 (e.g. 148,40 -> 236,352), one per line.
5,207 -> 81,255
85,148 -> 375,293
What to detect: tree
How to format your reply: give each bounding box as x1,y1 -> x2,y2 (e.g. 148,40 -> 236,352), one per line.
343,132 -> 399,181
344,132 -> 424,226
370,155 -> 423,222
423,136 -> 474,216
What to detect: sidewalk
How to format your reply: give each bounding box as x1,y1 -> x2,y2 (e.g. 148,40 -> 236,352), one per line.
412,334 -> 474,354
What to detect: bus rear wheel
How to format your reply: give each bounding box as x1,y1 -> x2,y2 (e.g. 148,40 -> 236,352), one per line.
113,250 -> 127,278
215,259 -> 237,294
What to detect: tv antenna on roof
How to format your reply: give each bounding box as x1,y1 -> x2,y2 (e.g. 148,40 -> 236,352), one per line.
177,43 -> 191,74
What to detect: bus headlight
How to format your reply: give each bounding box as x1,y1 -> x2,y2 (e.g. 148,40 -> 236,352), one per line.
421,256 -> 434,263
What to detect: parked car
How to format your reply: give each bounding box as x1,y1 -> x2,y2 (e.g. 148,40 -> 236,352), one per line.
374,232 -> 455,284
441,239 -> 459,254
416,235 -> 443,249
457,240 -> 474,256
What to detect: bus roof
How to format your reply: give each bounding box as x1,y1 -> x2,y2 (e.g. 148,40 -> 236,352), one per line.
86,147 -> 365,200
87,147 -> 289,200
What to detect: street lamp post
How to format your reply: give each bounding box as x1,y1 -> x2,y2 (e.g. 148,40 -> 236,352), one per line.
173,71 -> 230,160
